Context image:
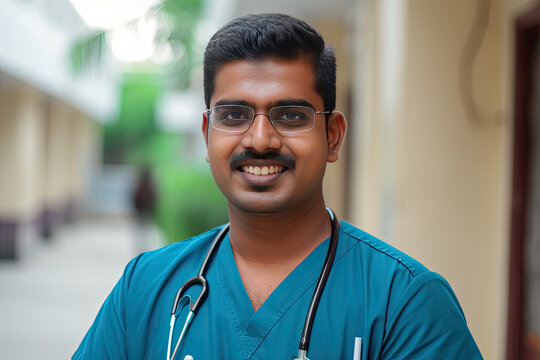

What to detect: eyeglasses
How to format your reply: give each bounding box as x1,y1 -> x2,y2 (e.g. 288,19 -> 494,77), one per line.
206,105 -> 332,134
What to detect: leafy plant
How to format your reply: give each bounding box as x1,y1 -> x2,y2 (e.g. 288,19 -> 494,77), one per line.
70,31 -> 107,75
70,0 -> 204,90
103,72 -> 163,164
154,165 -> 229,242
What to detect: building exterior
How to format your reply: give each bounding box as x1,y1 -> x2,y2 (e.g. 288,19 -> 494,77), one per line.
0,0 -> 117,259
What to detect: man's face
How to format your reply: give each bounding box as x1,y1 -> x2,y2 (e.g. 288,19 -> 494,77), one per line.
202,58 -> 339,215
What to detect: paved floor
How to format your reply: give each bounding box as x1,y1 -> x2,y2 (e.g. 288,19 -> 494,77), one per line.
0,217 -> 159,360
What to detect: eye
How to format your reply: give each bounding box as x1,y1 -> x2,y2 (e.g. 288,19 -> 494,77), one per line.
281,112 -> 305,121
212,106 -> 252,129
222,111 -> 248,121
271,107 -> 311,128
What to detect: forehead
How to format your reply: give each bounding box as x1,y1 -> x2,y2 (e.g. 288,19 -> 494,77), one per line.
210,59 -> 323,108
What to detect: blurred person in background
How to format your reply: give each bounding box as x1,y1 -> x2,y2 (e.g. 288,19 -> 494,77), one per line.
132,166 -> 158,254
73,13 -> 482,360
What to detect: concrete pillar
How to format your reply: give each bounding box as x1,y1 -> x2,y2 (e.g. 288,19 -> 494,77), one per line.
66,111 -> 101,219
41,100 -> 76,238
0,85 -> 46,259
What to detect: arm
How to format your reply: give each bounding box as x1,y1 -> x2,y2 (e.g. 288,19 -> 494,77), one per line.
72,256 -> 140,359
381,271 -> 483,360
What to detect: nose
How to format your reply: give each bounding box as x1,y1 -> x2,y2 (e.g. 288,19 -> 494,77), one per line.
240,113 -> 282,152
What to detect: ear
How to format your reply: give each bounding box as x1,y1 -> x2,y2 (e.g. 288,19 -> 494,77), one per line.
326,111 -> 347,163
202,112 -> 210,162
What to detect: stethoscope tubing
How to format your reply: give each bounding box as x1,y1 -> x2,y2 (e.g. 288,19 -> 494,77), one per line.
168,208 -> 339,360
298,208 -> 339,352
170,224 -> 229,316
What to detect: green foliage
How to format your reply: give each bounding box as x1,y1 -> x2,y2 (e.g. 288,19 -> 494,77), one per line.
70,0 -> 204,89
103,73 -> 163,164
129,131 -> 183,166
154,165 -> 229,242
70,31 -> 106,76
155,0 -> 204,89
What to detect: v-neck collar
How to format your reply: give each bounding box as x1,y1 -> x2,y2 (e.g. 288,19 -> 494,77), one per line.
215,233 -> 331,359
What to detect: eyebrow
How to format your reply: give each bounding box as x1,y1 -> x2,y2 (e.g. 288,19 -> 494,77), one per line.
274,99 -> 315,109
213,99 -> 251,107
212,99 -> 316,109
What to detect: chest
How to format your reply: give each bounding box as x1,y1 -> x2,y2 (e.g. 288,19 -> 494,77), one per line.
237,263 -> 291,311
153,285 -> 369,360
126,262 -> 379,360
231,242 -> 307,311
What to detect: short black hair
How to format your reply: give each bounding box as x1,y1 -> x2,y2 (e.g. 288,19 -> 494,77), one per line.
203,13 -> 336,112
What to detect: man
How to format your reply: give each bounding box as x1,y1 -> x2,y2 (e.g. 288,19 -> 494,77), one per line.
73,14 -> 482,359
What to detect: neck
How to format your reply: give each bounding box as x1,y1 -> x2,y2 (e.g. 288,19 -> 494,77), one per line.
227,203 -> 332,266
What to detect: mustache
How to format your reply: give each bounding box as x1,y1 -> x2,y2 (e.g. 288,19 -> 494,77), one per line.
229,150 -> 296,170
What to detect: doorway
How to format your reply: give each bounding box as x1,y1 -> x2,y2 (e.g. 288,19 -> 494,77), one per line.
508,6 -> 540,360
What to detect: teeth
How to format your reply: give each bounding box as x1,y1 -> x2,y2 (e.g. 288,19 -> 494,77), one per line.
241,166 -> 284,175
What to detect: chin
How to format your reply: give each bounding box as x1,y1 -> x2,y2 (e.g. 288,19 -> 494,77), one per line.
227,194 -> 291,215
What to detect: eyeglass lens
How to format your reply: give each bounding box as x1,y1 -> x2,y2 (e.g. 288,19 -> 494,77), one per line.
209,105 -> 316,134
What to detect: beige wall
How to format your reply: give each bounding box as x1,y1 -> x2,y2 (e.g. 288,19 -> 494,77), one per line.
45,100 -> 73,208
0,82 -> 100,223
70,111 -> 101,210
352,0 -> 540,358
0,86 -> 46,220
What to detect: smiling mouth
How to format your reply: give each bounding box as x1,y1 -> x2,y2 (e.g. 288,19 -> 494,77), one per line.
240,165 -> 285,175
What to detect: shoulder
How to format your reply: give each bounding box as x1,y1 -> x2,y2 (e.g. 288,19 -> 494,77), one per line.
337,222 -> 481,357
338,220 -> 429,277
336,221 -> 458,312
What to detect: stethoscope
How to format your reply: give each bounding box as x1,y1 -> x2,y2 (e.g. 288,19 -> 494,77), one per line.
166,207 -> 339,360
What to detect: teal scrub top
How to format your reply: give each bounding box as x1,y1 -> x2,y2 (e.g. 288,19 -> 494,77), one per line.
73,221 -> 483,359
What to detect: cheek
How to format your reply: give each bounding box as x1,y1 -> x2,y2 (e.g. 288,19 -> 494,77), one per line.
293,136 -> 328,172
206,134 -> 239,171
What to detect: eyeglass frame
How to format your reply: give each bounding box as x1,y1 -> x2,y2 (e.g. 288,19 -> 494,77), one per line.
205,104 -> 333,134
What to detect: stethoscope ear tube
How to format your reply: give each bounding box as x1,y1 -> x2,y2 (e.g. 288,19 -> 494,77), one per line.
298,208 -> 339,353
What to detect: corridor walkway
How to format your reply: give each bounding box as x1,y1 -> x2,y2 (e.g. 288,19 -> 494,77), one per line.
0,216 -> 156,359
